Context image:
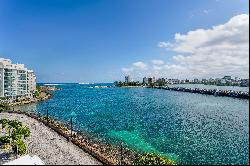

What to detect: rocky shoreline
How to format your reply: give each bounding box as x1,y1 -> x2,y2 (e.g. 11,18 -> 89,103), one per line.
0,85 -> 60,107
0,110 -> 140,165
0,111 -> 101,165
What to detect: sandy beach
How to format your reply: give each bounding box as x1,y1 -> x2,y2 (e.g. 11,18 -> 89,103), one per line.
0,112 -> 102,165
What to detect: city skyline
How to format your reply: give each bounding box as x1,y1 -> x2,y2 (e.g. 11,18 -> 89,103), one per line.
0,0 -> 249,83
120,74 -> 249,86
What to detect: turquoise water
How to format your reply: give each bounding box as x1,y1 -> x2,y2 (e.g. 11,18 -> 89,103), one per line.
17,83 -> 249,165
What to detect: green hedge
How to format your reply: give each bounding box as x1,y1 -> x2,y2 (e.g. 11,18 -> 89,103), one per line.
133,153 -> 176,165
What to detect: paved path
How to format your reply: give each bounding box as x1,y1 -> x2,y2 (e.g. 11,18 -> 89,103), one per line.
0,113 -> 102,165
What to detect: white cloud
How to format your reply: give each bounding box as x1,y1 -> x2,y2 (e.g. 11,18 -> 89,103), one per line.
132,61 -> 147,70
152,60 -> 165,65
158,14 -> 249,79
122,67 -> 134,73
153,65 -> 163,70
121,61 -> 147,75
203,10 -> 209,14
158,42 -> 174,48
122,14 -> 249,80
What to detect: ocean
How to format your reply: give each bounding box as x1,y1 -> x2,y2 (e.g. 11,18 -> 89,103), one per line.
16,83 -> 249,165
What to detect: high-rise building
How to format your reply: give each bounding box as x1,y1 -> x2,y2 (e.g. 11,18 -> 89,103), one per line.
143,77 -> 148,84
0,58 -> 36,99
152,77 -> 156,83
125,75 -> 131,83
27,70 -> 36,98
223,76 -> 231,80
194,78 -> 199,83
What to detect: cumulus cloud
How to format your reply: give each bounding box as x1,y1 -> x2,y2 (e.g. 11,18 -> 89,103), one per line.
152,60 -> 165,65
203,10 -> 209,14
158,42 -> 174,48
121,67 -> 134,73
132,61 -> 147,70
122,14 -> 249,80
121,61 -> 147,75
158,14 -> 249,79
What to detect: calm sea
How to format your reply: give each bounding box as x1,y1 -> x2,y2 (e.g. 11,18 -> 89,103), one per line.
17,83 -> 249,165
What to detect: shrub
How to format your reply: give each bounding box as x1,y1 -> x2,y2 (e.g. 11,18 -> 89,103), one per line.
0,119 -> 30,156
13,139 -> 27,155
133,153 -> 175,165
0,103 -> 9,112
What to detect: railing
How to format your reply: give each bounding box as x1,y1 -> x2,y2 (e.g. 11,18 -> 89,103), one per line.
2,110 -> 138,165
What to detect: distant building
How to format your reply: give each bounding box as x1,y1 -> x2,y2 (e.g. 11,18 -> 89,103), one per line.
152,77 -> 156,83
0,58 -> 36,99
194,78 -> 199,83
240,79 -> 249,87
201,79 -> 207,83
156,78 -> 165,83
180,80 -> 186,84
148,77 -> 153,84
223,76 -> 231,80
125,75 -> 131,83
220,79 -> 226,84
168,79 -> 179,84
27,70 -> 36,98
235,77 -> 240,81
143,77 -> 148,84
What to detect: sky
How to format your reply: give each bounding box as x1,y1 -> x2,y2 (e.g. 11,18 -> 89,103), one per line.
0,0 -> 249,83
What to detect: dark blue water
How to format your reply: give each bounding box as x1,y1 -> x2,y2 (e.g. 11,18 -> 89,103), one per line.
18,83 -> 249,165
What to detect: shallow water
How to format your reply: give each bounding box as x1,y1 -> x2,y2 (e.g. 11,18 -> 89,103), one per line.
17,83 -> 249,165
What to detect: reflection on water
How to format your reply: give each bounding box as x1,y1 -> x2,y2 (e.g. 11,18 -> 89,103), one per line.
16,83 -> 249,165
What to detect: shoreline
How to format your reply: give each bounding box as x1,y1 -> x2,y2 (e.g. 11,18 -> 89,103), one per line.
0,110 -> 139,165
0,85 -> 60,107
0,112 -> 102,165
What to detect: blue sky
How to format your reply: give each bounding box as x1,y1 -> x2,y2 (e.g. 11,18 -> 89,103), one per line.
0,0 -> 249,83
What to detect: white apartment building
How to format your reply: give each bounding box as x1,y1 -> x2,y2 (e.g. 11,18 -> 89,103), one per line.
0,58 -> 36,99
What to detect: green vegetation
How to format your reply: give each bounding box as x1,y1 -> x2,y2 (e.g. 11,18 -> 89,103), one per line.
133,153 -> 175,165
114,81 -> 141,87
0,103 -> 9,112
34,86 -> 42,99
0,119 -> 31,155
114,81 -> 165,87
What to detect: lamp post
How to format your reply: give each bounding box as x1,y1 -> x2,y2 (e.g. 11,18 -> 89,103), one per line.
46,109 -> 49,124
70,116 -> 73,137
120,140 -> 124,165
70,111 -> 76,138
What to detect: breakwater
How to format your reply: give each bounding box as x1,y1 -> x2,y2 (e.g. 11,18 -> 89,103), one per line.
149,86 -> 249,99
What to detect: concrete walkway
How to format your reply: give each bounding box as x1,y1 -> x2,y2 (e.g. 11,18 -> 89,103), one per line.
0,113 -> 102,165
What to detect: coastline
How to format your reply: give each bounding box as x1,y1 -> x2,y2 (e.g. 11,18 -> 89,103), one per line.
0,112 -> 101,165
0,110 -> 139,165
0,85 -> 60,107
